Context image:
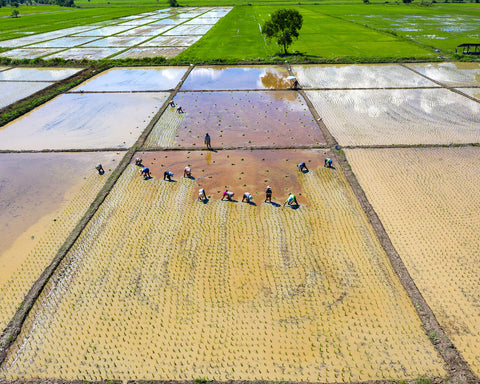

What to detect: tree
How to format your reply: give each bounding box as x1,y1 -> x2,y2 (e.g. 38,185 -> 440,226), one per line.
262,9 -> 303,55
169,0 -> 179,7
11,8 -> 19,17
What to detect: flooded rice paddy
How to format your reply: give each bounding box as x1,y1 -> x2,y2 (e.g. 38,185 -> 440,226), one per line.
0,67 -> 81,82
146,91 -> 324,149
307,88 -> 480,146
114,47 -> 187,59
140,35 -> 202,47
0,151 -> 121,331
0,92 -> 169,150
0,161 -> 445,382
458,88 -> 480,102
181,66 -> 291,91
71,66 -> 188,92
405,62 -> 480,87
345,146 -> 480,376
293,64 -> 437,89
2,62 -> 480,382
0,82 -> 54,109
0,7 -> 232,60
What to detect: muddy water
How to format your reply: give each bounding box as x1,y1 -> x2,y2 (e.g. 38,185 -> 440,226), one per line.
166,91 -> 323,148
406,62 -> 480,87
0,92 -> 169,150
0,48 -> 62,59
0,152 -> 121,279
293,64 -> 437,89
114,47 -> 186,59
0,67 -> 81,82
44,47 -> 124,60
72,66 -> 187,92
181,66 -> 291,90
136,149 -> 331,205
0,82 -> 53,109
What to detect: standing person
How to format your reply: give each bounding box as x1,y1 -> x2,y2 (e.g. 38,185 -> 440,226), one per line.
221,189 -> 234,201
140,167 -> 151,179
204,133 -> 212,150
283,193 -> 298,207
242,192 -> 253,203
163,170 -> 174,181
198,188 -> 207,201
95,164 -> 104,175
265,185 -> 272,203
298,162 -> 309,173
184,166 -> 192,178
324,158 -> 333,168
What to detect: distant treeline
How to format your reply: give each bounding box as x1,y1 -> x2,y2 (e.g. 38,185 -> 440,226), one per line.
0,0 -> 75,7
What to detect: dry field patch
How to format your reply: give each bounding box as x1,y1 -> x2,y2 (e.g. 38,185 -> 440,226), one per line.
345,146 -> 480,376
0,152 -> 121,331
0,158 -> 445,382
307,88 -> 480,146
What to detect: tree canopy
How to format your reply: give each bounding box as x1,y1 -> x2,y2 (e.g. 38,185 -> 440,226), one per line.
261,9 -> 303,55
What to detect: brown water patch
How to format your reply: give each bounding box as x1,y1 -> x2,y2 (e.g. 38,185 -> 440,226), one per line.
181,66 -> 291,90
168,91 -> 323,148
136,149 -> 330,205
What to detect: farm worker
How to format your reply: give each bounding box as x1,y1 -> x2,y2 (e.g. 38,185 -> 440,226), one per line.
163,171 -> 174,181
177,106 -> 185,114
221,190 -> 234,201
265,185 -> 272,203
242,192 -> 253,203
293,79 -> 299,89
204,133 -> 212,150
183,166 -> 192,178
95,164 -> 104,175
169,100 -> 175,108
324,158 -> 333,168
198,188 -> 207,201
135,157 -> 142,166
140,167 -> 151,179
283,193 -> 298,207
298,161 -> 309,172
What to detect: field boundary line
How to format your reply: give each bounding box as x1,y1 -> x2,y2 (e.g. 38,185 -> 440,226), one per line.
299,86 -> 478,383
400,63 -> 480,105
0,65 -> 194,368
0,148 -> 129,154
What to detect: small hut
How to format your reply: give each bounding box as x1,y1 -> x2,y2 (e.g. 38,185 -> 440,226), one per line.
456,43 -> 480,55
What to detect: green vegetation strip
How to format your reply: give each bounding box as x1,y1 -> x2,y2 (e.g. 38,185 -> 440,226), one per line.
0,64 -> 193,368
299,90 -> 479,383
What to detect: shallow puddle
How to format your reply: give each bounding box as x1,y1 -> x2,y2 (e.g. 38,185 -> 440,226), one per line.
82,35 -> 150,47
114,47 -> 186,59
0,48 -> 62,59
44,47 -> 124,60
0,82 -> 54,109
182,66 -> 291,90
0,92 -> 169,150
134,149 -> 327,204
405,62 -> 480,87
140,35 -> 201,47
292,64 -> 437,89
72,66 -> 187,92
152,91 -> 323,148
307,88 -> 480,146
0,67 -> 81,82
